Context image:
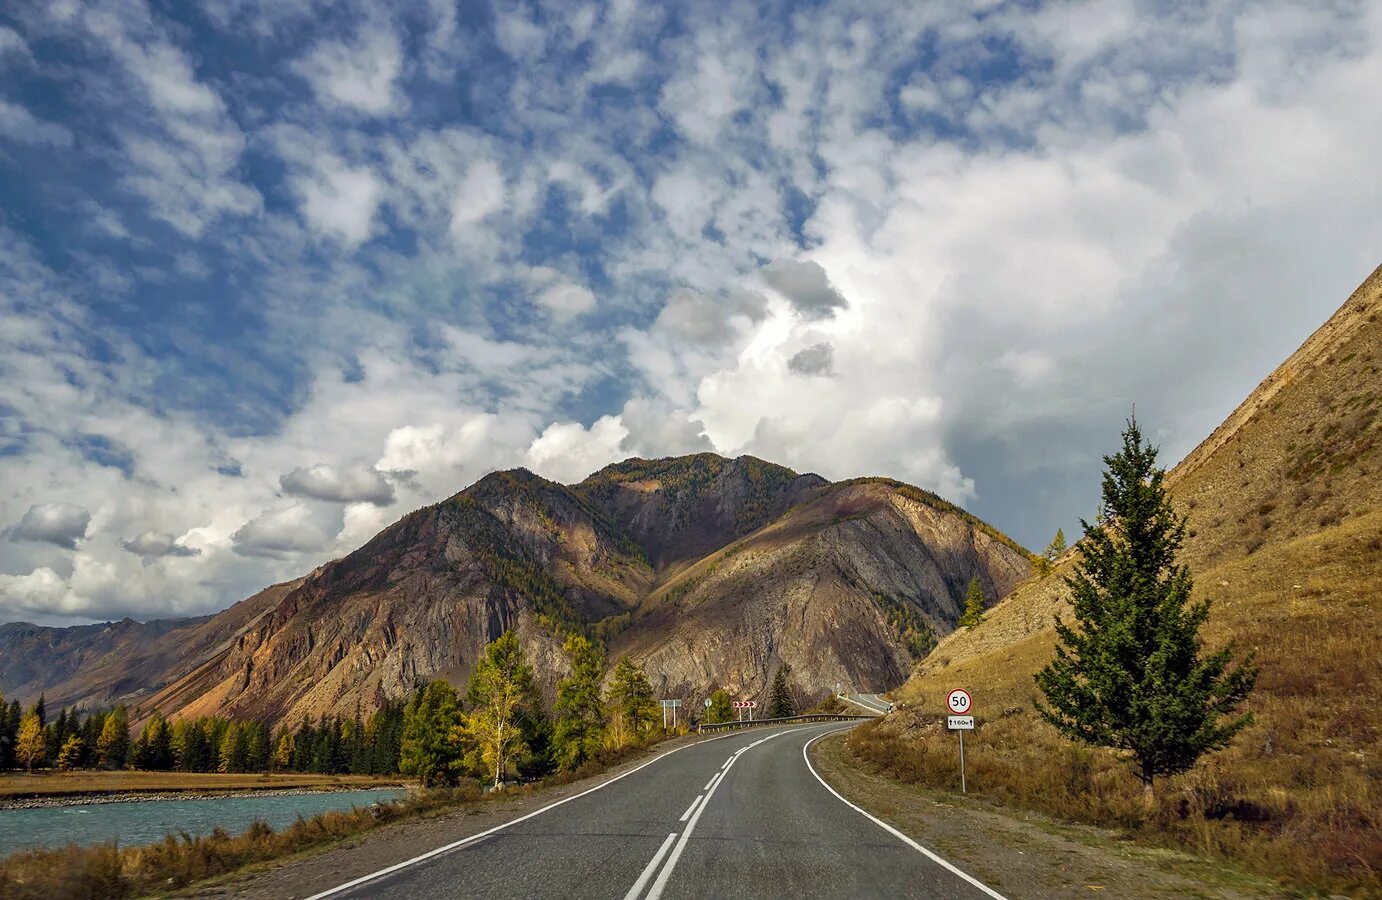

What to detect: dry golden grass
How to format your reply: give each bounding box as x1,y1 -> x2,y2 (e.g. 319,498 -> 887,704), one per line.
870,509 -> 1382,896
0,771 -> 403,799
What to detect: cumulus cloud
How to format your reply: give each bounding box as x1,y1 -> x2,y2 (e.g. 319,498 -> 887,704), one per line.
4,0 -> 1382,626
231,505 -> 333,558
760,260 -> 849,319
10,504 -> 91,549
525,416 -> 630,484
280,463 -> 396,506
120,530 -> 200,562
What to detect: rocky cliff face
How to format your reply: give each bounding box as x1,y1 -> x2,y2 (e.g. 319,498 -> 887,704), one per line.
1,455 -> 1033,725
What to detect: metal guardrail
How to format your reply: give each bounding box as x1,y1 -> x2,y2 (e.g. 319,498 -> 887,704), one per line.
696,713 -> 872,733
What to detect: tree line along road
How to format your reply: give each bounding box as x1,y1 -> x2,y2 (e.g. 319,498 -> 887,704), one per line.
305,722 -> 1002,900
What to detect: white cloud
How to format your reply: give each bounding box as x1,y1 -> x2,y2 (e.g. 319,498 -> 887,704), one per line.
120,529 -> 200,562
10,503 -> 91,549
293,26 -> 405,116
525,416 -> 630,484
536,282 -> 596,319
0,99 -> 74,147
293,156 -> 383,248
231,504 -> 334,558
280,463 -> 396,506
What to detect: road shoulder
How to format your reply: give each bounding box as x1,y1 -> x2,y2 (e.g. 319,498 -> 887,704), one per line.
808,732 -> 1284,900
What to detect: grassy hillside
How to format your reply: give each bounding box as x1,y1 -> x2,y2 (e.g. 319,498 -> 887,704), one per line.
853,265 -> 1382,896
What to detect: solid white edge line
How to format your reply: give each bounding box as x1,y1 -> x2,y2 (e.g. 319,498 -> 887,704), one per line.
801,730 -> 1008,900
644,727 -> 802,900
679,794 -> 702,822
621,832 -> 678,900
303,727 -> 766,900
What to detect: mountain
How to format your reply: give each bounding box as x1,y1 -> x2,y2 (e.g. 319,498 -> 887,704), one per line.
0,456 -> 1033,727
880,263 -> 1382,891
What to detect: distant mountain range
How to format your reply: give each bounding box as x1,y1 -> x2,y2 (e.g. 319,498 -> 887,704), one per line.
0,454 -> 1033,726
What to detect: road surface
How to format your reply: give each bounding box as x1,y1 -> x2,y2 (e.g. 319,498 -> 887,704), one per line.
306,723 -> 1000,900
841,693 -> 893,715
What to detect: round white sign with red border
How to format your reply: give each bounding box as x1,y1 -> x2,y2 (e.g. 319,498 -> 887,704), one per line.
946,689 -> 972,714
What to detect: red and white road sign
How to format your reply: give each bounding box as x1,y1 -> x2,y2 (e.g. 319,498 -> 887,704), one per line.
732,700 -> 757,709
946,689 -> 972,715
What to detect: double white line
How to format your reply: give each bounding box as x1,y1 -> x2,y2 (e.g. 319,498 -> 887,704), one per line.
622,729 -> 798,900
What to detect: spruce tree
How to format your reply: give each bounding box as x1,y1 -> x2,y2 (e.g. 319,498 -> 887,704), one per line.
609,657 -> 657,741
400,681 -> 464,786
1035,418 -> 1257,797
553,634 -> 606,770
768,666 -> 796,718
957,578 -> 986,627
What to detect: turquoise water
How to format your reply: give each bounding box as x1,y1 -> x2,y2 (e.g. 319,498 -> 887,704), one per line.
0,788 -> 404,856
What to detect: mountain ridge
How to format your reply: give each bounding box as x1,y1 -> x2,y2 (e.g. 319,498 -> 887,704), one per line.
0,454 -> 1033,726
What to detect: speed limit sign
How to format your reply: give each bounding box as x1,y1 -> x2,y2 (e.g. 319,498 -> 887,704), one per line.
946,689 -> 972,715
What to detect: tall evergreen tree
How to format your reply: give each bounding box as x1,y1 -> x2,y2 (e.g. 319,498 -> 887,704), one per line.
1035,418 -> 1258,797
400,681 -> 465,786
552,634 -> 606,770
0,693 -> 16,770
768,666 -> 796,719
957,578 -> 986,627
609,657 -> 657,741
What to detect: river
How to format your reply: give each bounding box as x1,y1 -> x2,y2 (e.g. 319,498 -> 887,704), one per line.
0,788 -> 405,857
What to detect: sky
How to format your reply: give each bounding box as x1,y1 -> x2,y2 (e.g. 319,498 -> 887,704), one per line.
2,0 -> 1380,626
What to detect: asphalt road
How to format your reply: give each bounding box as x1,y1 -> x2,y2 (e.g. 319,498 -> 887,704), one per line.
307,723 -> 1001,900
841,693 -> 893,715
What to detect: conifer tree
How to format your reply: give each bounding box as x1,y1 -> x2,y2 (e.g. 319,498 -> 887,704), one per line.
466,631 -> 540,788
768,666 -> 796,719
0,693 -> 15,770
957,578 -> 986,627
16,711 -> 45,772
1035,418 -> 1257,797
56,734 -> 84,770
1045,528 -> 1068,561
96,706 -> 129,770
400,681 -> 464,785
608,657 -> 657,741
553,634 -> 606,770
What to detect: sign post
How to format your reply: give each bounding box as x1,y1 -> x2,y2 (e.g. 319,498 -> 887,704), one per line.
731,700 -> 757,721
660,699 -> 682,729
946,689 -> 974,793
